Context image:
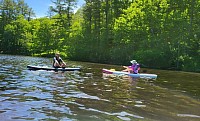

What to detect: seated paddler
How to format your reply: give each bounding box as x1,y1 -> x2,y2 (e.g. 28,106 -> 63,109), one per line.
53,53 -> 67,68
122,60 -> 140,74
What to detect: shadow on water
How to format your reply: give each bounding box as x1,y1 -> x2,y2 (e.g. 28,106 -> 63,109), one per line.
0,54 -> 200,121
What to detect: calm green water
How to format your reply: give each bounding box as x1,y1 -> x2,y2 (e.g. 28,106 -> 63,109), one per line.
0,54 -> 200,121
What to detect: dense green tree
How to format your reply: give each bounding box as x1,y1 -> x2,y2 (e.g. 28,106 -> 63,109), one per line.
2,15 -> 31,54
113,0 -> 200,70
0,0 -> 34,53
67,0 -> 200,71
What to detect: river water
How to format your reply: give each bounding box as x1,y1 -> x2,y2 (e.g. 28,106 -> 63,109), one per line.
0,54 -> 199,121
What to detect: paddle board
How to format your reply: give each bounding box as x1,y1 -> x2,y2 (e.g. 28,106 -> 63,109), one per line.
27,65 -> 81,71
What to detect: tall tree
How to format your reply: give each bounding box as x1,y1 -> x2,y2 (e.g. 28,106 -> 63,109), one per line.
2,15 -> 31,54
50,0 -> 77,29
0,0 -> 34,53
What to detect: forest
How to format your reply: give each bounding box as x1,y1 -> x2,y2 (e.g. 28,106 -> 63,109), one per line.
0,0 -> 200,72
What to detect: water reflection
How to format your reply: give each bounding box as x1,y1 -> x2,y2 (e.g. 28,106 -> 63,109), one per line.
0,54 -> 200,121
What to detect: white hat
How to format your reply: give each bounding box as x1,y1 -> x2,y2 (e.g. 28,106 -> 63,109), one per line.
130,60 -> 137,64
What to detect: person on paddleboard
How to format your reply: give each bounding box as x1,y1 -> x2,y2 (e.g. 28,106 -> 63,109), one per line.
122,60 -> 140,74
53,53 -> 67,68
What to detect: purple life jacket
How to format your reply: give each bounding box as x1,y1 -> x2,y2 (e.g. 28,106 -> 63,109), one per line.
129,63 -> 140,74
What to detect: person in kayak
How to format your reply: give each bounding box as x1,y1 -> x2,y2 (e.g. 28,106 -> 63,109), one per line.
122,60 -> 140,74
53,53 -> 67,68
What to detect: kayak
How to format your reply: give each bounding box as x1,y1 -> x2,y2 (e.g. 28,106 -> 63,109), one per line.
27,65 -> 81,71
102,68 -> 157,79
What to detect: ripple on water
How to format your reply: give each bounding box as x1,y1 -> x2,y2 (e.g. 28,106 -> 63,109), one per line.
1,55 -> 200,121
78,107 -> 144,120
177,114 -> 200,118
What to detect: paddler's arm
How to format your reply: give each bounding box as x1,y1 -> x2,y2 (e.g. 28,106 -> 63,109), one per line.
60,57 -> 67,67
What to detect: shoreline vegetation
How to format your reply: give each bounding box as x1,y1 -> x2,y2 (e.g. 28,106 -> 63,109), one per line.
1,53 -> 200,74
0,0 -> 199,73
